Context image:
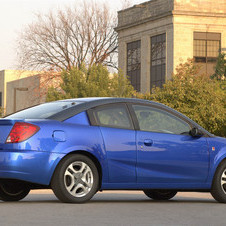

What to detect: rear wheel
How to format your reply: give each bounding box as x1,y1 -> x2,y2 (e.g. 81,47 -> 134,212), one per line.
0,181 -> 30,201
51,154 -> 99,203
211,160 -> 226,203
143,190 -> 177,200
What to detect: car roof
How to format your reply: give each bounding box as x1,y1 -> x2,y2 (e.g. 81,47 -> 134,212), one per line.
49,97 -> 167,121
56,97 -> 167,108
56,97 -> 153,104
48,97 -> 213,137
57,97 -> 112,102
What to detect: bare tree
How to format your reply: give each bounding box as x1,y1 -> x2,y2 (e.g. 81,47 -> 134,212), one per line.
17,1 -> 118,71
120,0 -> 134,10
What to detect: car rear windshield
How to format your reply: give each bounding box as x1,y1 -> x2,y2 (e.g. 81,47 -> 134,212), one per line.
6,101 -> 81,119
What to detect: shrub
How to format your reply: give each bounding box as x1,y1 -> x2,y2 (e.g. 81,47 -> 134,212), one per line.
46,64 -> 135,101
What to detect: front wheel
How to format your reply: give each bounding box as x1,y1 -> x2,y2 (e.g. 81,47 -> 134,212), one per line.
0,181 -> 30,201
51,154 -> 99,203
143,190 -> 177,200
211,160 -> 226,203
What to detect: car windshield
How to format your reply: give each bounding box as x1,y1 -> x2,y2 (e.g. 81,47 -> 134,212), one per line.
6,101 -> 81,119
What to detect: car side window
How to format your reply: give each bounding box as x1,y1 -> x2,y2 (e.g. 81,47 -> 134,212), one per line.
93,104 -> 133,129
132,105 -> 191,135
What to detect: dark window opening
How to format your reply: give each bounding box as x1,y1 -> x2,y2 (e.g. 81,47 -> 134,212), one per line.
127,40 -> 141,92
151,33 -> 166,89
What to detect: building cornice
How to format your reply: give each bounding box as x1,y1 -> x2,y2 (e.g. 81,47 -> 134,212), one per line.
115,11 -> 173,32
115,9 -> 226,32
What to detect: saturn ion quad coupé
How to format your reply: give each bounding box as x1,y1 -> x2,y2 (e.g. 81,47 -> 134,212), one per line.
0,97 -> 225,203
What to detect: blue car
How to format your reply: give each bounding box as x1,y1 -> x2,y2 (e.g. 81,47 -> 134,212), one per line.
0,97 -> 225,203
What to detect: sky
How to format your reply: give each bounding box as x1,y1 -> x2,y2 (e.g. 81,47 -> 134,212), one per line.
0,0 -> 145,70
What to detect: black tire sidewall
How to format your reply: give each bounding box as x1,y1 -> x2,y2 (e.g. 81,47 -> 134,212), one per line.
143,190 -> 177,200
51,154 -> 99,203
211,160 -> 226,203
0,183 -> 30,201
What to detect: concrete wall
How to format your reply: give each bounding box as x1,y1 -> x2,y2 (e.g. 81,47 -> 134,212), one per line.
0,71 -> 5,109
5,71 -> 62,115
173,0 -> 226,72
0,70 -> 40,112
6,75 -> 41,115
173,15 -> 226,74
173,0 -> 226,14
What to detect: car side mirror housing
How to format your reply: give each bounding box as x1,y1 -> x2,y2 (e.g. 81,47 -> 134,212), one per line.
189,127 -> 203,137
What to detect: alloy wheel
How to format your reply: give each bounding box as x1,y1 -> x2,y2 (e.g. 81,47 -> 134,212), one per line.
221,169 -> 226,194
64,161 -> 94,198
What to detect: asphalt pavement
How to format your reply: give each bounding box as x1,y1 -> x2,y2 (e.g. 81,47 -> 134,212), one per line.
0,190 -> 225,226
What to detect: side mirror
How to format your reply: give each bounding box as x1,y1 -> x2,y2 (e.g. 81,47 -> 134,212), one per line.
189,127 -> 203,137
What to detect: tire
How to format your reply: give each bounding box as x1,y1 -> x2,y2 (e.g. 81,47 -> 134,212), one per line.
211,160 -> 226,203
0,181 -> 30,201
51,154 -> 99,203
143,190 -> 177,200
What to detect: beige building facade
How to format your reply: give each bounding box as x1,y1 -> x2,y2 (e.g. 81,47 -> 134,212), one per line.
0,70 -> 60,115
0,70 -> 41,114
116,0 -> 226,93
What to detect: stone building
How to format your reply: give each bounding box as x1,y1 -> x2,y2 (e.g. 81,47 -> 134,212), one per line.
116,0 -> 226,92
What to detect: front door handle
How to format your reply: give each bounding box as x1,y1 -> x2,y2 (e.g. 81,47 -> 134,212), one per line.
144,139 -> 153,146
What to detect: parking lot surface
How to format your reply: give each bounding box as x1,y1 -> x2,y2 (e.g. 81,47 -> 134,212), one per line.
0,191 -> 224,226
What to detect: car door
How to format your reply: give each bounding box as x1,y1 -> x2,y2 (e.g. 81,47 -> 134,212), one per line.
129,104 -> 209,184
90,103 -> 136,183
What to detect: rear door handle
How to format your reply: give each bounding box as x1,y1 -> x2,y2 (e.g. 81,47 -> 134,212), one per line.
144,139 -> 153,146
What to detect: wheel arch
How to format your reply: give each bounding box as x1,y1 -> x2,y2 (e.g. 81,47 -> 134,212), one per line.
51,150 -> 103,190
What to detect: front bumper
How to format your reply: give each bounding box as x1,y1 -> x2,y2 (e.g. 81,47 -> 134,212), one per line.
0,150 -> 64,185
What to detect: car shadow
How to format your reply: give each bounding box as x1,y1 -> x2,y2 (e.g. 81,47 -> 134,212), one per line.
90,198 -> 217,204
0,193 -> 217,204
89,197 -> 217,204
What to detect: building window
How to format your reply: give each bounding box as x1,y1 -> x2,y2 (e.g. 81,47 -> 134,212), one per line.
151,33 -> 166,89
194,32 -> 221,63
0,92 -> 2,107
127,40 -> 141,91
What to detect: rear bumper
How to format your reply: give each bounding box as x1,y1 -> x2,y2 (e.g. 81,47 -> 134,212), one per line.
0,150 -> 64,185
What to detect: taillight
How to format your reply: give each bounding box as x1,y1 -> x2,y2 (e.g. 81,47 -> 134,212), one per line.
6,122 -> 40,143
